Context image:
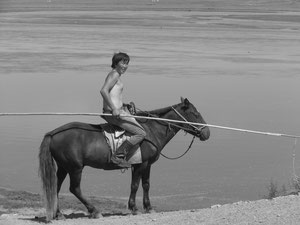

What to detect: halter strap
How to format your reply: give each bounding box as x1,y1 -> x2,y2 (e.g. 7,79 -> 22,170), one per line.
171,106 -> 205,132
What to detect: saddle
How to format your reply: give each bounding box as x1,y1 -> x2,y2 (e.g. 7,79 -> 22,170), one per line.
101,123 -> 142,165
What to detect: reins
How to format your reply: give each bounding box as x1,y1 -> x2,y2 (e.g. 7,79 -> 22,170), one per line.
160,136 -> 196,160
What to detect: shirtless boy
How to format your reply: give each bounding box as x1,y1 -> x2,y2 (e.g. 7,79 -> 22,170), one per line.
100,52 -> 146,168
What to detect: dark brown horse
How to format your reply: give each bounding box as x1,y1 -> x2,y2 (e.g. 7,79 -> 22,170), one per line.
39,97 -> 210,221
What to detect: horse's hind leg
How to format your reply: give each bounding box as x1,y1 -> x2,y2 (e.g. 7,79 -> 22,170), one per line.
69,169 -> 101,218
55,166 -> 67,220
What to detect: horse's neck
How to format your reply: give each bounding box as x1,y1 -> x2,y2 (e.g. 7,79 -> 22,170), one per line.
148,110 -> 181,150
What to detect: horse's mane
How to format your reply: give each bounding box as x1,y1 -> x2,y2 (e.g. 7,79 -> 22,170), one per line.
137,103 -> 182,117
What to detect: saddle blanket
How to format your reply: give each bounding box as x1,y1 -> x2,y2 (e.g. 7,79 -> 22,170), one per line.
102,124 -> 142,165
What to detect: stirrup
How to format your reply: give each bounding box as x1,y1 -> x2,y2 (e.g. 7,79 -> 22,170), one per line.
111,155 -> 131,168
115,152 -> 126,158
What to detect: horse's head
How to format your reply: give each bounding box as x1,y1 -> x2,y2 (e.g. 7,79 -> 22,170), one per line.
172,97 -> 210,141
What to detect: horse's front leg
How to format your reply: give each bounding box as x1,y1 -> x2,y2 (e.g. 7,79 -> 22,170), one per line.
142,164 -> 154,213
128,164 -> 143,215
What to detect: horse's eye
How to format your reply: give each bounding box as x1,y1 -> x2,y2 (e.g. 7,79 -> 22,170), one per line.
192,112 -> 199,118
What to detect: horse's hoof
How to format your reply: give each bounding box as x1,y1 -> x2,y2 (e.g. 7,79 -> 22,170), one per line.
131,210 -> 141,215
55,212 -> 66,220
123,208 -> 133,215
89,209 -> 102,219
145,209 -> 156,214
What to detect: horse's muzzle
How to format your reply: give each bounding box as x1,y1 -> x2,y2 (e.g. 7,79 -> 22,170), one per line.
198,126 -> 210,141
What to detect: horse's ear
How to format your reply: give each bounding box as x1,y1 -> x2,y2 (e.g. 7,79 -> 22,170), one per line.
180,97 -> 190,106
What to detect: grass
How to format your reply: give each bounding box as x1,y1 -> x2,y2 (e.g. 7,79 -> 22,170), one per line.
265,177 -> 300,200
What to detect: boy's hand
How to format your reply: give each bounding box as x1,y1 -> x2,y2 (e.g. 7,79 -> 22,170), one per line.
112,108 -> 121,118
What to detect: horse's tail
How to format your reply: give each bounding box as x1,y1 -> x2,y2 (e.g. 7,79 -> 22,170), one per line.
38,134 -> 57,221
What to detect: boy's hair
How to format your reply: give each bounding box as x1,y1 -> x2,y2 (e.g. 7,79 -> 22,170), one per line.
111,52 -> 130,68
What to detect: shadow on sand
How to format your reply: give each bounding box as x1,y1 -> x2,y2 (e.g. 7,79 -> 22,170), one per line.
20,211 -> 131,223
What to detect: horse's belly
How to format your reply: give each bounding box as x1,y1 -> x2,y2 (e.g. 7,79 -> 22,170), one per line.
82,136 -> 111,168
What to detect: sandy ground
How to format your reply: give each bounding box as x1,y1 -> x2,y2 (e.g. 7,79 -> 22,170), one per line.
1,188 -> 300,225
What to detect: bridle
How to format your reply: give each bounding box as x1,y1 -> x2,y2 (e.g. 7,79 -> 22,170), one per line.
170,106 -> 206,136
136,105 -> 206,160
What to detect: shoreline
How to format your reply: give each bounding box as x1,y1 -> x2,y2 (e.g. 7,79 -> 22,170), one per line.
1,187 -> 300,225
0,186 -> 237,214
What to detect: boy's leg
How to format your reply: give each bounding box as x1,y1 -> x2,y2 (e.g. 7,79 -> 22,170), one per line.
102,109 -> 146,167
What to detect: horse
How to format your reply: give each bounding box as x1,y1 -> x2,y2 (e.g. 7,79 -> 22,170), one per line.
39,97 -> 210,221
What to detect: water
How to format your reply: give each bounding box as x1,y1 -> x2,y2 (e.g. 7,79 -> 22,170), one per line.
1,7 -> 300,210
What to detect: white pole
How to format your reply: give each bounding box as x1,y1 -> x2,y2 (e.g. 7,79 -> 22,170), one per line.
0,112 -> 300,139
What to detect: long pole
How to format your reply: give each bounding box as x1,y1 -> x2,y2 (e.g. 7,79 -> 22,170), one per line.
1,112 -> 300,139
